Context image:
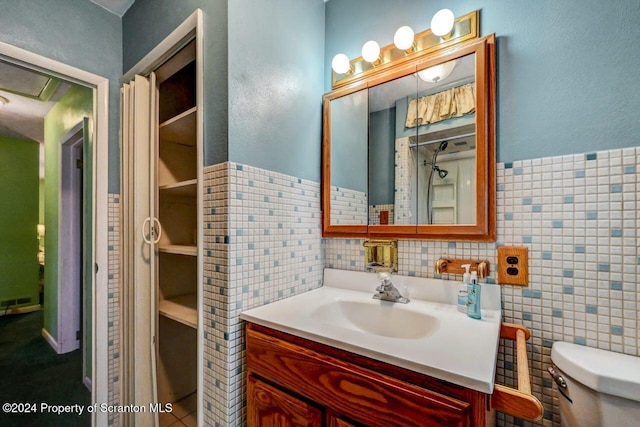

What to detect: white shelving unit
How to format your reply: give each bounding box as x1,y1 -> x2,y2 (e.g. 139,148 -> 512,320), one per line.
158,244 -> 197,257
159,107 -> 197,146
155,40 -> 199,413
159,179 -> 197,198
159,294 -> 197,329
121,16 -> 203,426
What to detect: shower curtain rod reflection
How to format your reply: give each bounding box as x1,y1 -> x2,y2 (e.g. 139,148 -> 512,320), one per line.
409,131 -> 476,148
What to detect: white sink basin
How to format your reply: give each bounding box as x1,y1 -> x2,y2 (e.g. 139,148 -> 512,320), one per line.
240,268 -> 503,393
310,299 -> 440,339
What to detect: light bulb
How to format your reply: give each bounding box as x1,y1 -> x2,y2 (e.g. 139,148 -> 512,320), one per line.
361,40 -> 381,63
394,26 -> 415,51
431,9 -> 455,37
331,53 -> 351,74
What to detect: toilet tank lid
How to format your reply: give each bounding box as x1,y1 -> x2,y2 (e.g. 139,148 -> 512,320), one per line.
551,342 -> 640,402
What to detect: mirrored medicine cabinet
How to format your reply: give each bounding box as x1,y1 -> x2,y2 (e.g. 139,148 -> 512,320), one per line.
322,34 -> 496,241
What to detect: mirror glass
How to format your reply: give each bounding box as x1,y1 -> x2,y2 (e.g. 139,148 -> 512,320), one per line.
368,74 -> 418,226
415,54 -> 476,225
366,54 -> 476,226
323,34 -> 495,240
329,88 -> 368,225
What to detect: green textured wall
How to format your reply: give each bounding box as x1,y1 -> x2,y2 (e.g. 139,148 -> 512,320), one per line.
43,86 -> 93,351
0,136 -> 39,309
38,178 -> 45,247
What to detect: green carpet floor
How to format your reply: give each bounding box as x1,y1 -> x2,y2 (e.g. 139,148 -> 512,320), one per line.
0,310 -> 90,427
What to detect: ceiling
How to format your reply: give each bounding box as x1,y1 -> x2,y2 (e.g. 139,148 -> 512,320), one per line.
0,1 -> 130,178
90,0 -> 135,17
0,59 -> 72,144
0,1 -> 133,143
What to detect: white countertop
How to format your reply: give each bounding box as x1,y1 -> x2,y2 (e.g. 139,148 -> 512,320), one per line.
240,268 -> 502,394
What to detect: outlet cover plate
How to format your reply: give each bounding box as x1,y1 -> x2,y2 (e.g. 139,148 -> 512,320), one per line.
497,246 -> 529,286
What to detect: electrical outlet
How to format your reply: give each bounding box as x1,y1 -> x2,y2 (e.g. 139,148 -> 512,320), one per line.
497,246 -> 529,286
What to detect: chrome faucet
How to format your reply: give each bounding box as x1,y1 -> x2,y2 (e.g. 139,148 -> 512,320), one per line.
373,271 -> 409,304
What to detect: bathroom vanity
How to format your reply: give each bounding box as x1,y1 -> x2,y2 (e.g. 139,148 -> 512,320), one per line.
241,269 -> 542,426
246,323 -> 490,426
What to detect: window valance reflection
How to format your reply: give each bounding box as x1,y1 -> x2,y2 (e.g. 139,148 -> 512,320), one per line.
405,82 -> 476,128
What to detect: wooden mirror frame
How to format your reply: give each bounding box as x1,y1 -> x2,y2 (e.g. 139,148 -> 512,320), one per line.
322,34 -> 496,241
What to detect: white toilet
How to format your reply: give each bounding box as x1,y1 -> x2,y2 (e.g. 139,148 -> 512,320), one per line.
550,342 -> 640,427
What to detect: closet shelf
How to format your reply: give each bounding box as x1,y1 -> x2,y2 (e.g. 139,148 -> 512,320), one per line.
159,293 -> 197,329
159,244 -> 197,256
159,106 -> 197,147
159,179 -> 197,197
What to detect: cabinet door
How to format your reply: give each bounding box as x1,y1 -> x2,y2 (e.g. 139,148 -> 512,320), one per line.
248,376 -> 322,427
247,326 -> 473,426
327,414 -> 359,427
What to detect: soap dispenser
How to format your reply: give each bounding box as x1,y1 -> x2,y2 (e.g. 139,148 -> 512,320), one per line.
467,271 -> 482,319
457,264 -> 471,313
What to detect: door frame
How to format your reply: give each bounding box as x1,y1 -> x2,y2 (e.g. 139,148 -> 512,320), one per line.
58,122 -> 84,356
122,8 -> 203,424
0,40 -> 109,426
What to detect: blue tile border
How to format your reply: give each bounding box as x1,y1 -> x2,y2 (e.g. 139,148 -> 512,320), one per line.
574,337 -> 587,346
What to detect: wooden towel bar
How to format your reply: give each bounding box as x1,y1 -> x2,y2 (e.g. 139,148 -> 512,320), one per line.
490,323 -> 544,421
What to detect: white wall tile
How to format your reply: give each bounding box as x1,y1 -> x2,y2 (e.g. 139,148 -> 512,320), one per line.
107,194 -> 120,427
202,162 -> 323,426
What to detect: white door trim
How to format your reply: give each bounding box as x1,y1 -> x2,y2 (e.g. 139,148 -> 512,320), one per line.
0,40 -> 110,427
58,123 -> 84,355
122,9 -> 201,81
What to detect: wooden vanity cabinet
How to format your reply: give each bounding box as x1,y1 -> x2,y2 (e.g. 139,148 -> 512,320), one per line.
246,323 -> 490,427
326,415 -> 358,427
248,376 -> 323,426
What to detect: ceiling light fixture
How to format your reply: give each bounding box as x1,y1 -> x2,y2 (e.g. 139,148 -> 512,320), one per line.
417,59 -> 458,83
431,9 -> 455,38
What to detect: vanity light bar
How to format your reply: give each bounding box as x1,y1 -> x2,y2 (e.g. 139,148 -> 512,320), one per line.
330,10 -> 479,89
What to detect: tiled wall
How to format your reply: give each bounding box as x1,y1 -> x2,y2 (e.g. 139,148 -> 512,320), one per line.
323,146 -> 640,427
330,185 -> 367,224
107,194 -> 120,427
202,162 -> 230,427
395,136 -> 417,224
112,145 -> 636,426
369,204 -> 395,225
202,162 -> 323,426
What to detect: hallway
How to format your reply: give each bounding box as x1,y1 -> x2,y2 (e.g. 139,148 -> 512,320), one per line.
0,310 -> 90,426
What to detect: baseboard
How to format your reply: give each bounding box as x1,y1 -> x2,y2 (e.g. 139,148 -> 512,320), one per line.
83,376 -> 92,391
0,304 -> 41,317
42,327 -> 61,354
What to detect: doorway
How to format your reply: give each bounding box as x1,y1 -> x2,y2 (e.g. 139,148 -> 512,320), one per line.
59,122 -> 89,384
0,39 -> 110,425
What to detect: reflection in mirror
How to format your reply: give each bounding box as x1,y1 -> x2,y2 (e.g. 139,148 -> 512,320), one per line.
368,74 -> 418,226
329,89 -> 368,225
414,54 -> 476,224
